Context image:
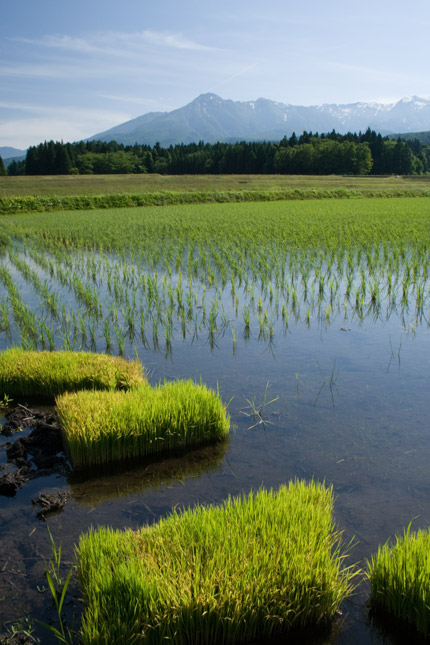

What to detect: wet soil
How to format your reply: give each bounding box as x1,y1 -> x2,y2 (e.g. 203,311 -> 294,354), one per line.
0,406 -> 70,502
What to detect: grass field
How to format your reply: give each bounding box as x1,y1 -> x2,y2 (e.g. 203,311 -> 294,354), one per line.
1,173 -> 430,197
2,174 -> 430,216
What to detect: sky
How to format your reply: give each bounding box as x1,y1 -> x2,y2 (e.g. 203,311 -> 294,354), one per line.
1,0 -> 430,150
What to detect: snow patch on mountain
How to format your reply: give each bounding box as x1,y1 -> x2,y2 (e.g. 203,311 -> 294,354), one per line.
88,94 -> 430,147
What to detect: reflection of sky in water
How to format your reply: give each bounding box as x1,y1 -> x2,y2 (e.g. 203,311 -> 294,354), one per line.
1,245 -> 430,643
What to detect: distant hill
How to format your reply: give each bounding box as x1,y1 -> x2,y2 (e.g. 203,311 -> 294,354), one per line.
88,94 -> 430,147
3,155 -> 26,168
0,146 -> 26,159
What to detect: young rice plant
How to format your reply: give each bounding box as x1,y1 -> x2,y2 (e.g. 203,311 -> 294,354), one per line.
77,480 -> 358,644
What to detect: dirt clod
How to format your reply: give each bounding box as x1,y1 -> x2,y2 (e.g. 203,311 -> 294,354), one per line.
0,406 -> 70,507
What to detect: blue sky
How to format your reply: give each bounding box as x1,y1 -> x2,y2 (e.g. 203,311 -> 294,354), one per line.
2,0 -> 430,149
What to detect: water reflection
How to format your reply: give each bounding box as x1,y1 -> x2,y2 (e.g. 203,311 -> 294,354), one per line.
69,440 -> 229,507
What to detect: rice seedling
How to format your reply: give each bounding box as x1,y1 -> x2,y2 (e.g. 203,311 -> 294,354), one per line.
61,330 -> 73,351
114,324 -> 127,355
19,328 -> 37,351
77,480 -> 358,644
151,318 -> 159,350
163,318 -> 172,347
37,528 -> 75,645
0,348 -> 145,400
88,315 -> 97,349
242,305 -> 250,334
125,304 -> 136,336
0,230 -> 10,253
57,380 -> 230,468
240,381 -> 279,430
7,290 -> 39,345
2,197 -> 430,353
0,300 -> 10,334
367,523 -> 430,637
102,320 -> 112,352
231,326 -> 237,354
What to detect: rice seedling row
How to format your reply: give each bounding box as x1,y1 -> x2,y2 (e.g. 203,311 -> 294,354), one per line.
1,198 -> 430,356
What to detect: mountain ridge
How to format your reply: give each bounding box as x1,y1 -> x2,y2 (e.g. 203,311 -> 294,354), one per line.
87,93 -> 430,147
0,146 -> 26,159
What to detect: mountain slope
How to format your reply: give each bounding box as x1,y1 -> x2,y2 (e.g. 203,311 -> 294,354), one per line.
87,93 -> 430,147
0,146 -> 26,159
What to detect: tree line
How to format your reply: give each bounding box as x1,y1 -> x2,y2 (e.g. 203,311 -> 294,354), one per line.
5,129 -> 430,176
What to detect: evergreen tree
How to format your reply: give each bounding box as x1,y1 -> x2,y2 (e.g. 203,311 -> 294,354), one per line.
288,132 -> 298,147
55,144 -> 73,174
7,160 -> 26,175
16,132 -> 429,177
393,140 -> 414,175
25,146 -> 39,174
0,154 -> 6,176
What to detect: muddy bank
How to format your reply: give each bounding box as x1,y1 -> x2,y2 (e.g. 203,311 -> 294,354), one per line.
0,405 -> 70,500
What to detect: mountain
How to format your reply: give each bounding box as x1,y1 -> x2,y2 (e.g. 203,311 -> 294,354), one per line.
0,146 -> 26,159
3,155 -> 26,168
88,94 -> 430,147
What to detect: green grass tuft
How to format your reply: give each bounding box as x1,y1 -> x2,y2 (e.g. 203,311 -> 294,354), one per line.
77,481 -> 357,644
57,380 -> 230,469
367,524 -> 430,637
0,348 -> 145,400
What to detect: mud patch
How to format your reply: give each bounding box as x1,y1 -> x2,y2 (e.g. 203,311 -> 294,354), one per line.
0,405 -> 70,501
32,491 -> 69,520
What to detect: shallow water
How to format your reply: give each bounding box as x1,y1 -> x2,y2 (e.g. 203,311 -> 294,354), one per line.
1,244 -> 430,643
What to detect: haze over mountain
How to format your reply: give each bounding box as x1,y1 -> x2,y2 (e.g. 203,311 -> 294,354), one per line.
0,146 -> 26,159
88,94 -> 430,147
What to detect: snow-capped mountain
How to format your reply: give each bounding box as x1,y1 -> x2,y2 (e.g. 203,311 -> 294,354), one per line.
88,94 -> 430,146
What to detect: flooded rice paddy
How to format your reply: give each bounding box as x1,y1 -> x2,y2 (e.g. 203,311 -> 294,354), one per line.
1,198 -> 430,643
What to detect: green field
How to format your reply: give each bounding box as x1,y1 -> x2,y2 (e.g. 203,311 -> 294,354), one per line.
2,184 -> 430,641
1,174 -> 430,218
2,173 -> 430,197
2,197 -> 430,354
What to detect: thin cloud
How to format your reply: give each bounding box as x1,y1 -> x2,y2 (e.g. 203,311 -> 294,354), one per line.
211,63 -> 259,90
140,30 -> 216,51
12,34 -> 103,54
97,94 -> 172,110
11,30 -> 218,55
